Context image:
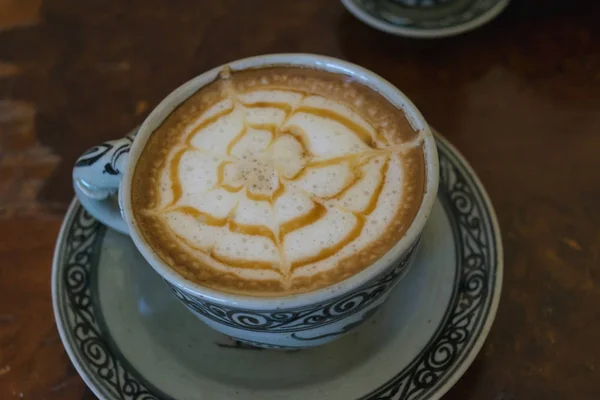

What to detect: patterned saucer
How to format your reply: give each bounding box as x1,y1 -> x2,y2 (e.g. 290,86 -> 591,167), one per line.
52,133 -> 502,400
341,0 -> 510,38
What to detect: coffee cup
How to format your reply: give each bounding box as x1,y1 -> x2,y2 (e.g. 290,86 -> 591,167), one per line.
72,54 -> 438,348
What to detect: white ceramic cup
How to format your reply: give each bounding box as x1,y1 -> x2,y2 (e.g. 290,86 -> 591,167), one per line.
72,54 -> 439,349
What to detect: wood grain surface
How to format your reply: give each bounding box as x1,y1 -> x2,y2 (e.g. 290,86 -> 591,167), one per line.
0,0 -> 599,398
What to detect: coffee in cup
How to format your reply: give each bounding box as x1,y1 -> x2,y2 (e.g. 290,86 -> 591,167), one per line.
131,66 -> 426,297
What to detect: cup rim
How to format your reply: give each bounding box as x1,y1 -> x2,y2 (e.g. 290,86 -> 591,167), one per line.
121,53 -> 439,310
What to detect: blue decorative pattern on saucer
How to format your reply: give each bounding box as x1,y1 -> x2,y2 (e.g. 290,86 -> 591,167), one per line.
59,210 -> 160,400
360,140 -> 496,399
55,136 -> 499,400
351,0 -> 506,30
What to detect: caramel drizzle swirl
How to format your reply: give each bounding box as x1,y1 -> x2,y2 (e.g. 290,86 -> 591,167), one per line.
167,148 -> 188,207
242,101 -> 292,115
173,231 -> 280,273
152,84 -> 424,276
278,202 -> 327,241
184,106 -> 235,147
216,161 -> 244,193
169,205 -> 281,272
287,157 -> 389,271
226,126 -> 248,155
294,106 -> 377,147
292,214 -> 366,269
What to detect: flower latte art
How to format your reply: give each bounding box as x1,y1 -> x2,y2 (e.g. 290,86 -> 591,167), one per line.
132,67 -> 426,296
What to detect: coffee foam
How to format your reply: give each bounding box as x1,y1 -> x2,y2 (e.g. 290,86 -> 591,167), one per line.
132,67 -> 426,296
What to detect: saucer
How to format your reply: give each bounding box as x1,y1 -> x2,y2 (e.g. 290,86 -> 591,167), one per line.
341,0 -> 510,38
52,133 -> 502,400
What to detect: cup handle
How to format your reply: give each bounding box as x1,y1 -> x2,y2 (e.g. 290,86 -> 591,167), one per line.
72,129 -> 138,234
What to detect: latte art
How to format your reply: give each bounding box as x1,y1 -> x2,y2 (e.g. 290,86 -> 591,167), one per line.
132,67 -> 426,296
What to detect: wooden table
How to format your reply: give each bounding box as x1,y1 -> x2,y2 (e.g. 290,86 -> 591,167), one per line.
0,0 -> 599,398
